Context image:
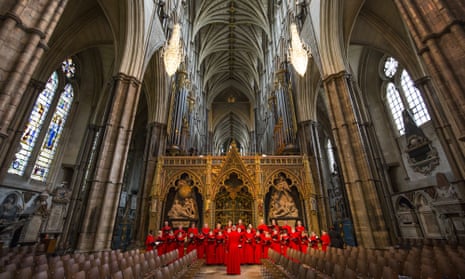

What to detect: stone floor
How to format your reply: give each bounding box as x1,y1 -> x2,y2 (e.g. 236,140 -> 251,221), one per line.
194,264 -> 264,279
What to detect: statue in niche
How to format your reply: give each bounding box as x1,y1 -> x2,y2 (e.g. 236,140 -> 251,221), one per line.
167,177 -> 198,220
269,175 -> 298,219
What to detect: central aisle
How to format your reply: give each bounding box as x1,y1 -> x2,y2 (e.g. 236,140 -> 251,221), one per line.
194,264 -> 263,278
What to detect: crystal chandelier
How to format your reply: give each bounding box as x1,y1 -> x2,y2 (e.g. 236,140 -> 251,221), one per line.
289,23 -> 310,76
163,23 -> 183,76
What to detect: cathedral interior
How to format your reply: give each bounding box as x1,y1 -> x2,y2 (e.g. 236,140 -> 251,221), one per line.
0,0 -> 464,254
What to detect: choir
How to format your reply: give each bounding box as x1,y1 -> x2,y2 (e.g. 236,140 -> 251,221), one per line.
146,219 -> 332,274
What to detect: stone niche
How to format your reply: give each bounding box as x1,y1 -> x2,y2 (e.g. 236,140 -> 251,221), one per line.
396,196 -> 423,239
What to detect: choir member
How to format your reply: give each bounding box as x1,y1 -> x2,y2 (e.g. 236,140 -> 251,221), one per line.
253,231 -> 263,264
270,219 -> 280,232
154,230 -> 166,255
281,220 -> 292,234
206,230 -> 216,264
174,225 -> 185,238
263,231 -> 272,258
225,226 -> 241,275
216,231 -> 226,265
289,228 -> 301,252
295,220 -> 305,235
237,219 -> 246,232
247,223 -> 255,234
166,230 -> 177,253
196,232 -> 206,259
300,231 -> 309,253
188,222 -> 198,235
145,230 -> 155,252
202,223 -> 210,236
280,230 -> 290,256
270,227 -> 281,253
243,228 -> 255,264
310,231 -> 320,250
257,218 -> 269,233
162,220 -> 172,237
213,223 -> 222,235
225,220 -> 233,232
176,231 -> 186,258
320,230 -> 330,252
186,231 -> 196,254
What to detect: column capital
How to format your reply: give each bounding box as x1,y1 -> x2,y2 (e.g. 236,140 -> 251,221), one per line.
113,72 -> 142,87
322,70 -> 351,84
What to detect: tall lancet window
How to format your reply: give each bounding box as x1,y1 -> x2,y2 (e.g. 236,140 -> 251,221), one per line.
327,140 -> 336,173
382,56 -> 431,135
9,58 -> 76,181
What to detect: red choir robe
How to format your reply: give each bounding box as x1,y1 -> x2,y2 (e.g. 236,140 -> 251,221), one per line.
187,227 -> 199,236
300,235 -> 309,253
280,234 -> 290,256
216,233 -> 226,264
166,233 -> 177,253
310,234 -> 320,250
213,227 -> 222,235
176,234 -> 186,258
186,233 -> 196,254
162,225 -> 172,237
145,233 -> 155,251
243,230 -> 254,264
226,230 -> 241,275
257,223 -> 269,234
263,234 -> 272,259
271,231 -> 281,253
206,233 -> 216,264
281,224 -> 292,234
155,235 -> 165,255
253,233 -> 263,264
289,231 -> 301,251
196,233 -> 206,259
320,233 -> 330,252
295,225 -> 306,235
202,227 -> 210,236
237,223 -> 246,232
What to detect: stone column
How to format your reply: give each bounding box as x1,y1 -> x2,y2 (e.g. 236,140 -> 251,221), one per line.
134,122 -> 166,246
0,0 -> 69,142
77,73 -> 141,252
323,71 -> 390,248
393,0 -> 465,141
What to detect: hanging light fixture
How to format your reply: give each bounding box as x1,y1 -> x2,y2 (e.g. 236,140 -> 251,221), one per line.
163,23 -> 183,76
289,23 -> 310,76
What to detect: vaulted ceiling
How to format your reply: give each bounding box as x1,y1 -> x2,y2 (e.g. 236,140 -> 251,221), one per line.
193,0 -> 270,153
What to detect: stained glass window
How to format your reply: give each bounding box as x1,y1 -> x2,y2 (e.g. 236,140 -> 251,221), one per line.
31,83 -> 74,181
382,57 -> 430,136
9,57 -> 76,181
8,72 -> 59,175
62,58 -> 76,79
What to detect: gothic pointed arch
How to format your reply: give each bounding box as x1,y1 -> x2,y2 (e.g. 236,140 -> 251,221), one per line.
263,171 -> 305,224
162,171 -> 204,228
211,142 -> 257,199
